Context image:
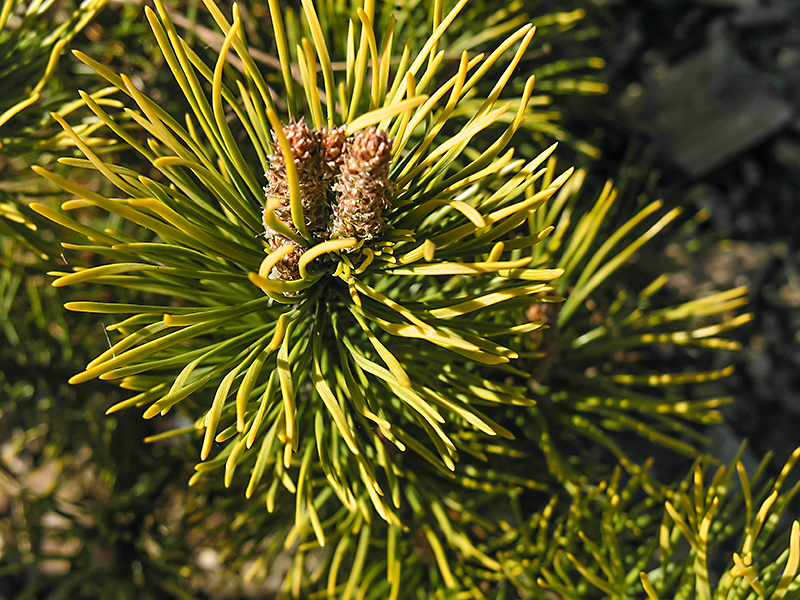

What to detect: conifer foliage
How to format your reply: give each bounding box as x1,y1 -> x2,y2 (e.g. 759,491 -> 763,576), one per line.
1,0 -> 796,598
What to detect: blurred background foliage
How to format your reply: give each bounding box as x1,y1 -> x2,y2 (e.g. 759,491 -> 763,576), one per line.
0,0 -> 797,599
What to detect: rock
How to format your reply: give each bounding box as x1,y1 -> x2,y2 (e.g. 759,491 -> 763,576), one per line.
621,34 -> 794,177
733,1 -> 800,28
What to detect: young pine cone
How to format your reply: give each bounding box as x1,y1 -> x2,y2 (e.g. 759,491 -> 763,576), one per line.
263,120 -> 329,279
263,123 -> 394,280
331,128 -> 393,241
267,236 -> 305,281
263,120 -> 329,242
320,125 -> 348,182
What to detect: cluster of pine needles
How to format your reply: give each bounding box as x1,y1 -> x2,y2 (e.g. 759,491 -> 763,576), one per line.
0,0 -> 798,598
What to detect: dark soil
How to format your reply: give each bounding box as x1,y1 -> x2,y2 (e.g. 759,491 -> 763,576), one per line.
592,0 -> 800,470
